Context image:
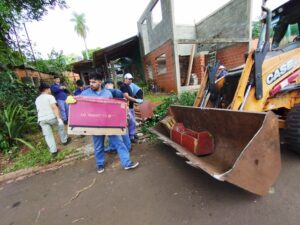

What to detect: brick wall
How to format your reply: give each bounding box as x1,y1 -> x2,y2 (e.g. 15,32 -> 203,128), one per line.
15,68 -> 53,80
143,40 -> 177,92
192,54 -> 207,83
216,43 -> 248,69
63,71 -> 81,81
15,69 -> 80,82
15,68 -> 80,87
143,41 -> 248,92
191,43 -> 248,80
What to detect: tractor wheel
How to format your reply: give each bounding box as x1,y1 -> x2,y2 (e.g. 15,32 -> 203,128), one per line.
285,104 -> 300,153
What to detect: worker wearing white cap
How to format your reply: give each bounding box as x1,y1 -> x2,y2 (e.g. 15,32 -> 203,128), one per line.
120,73 -> 143,143
216,65 -> 228,79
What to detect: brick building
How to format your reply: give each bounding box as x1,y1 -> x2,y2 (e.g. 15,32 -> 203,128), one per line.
138,0 -> 252,93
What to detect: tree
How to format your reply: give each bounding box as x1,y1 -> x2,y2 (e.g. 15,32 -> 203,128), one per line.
29,49 -> 71,75
81,47 -> 101,60
64,52 -> 82,64
71,12 -> 89,60
0,0 -> 66,65
252,21 -> 261,39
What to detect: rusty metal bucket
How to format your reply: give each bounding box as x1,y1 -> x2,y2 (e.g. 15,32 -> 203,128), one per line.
150,105 -> 281,195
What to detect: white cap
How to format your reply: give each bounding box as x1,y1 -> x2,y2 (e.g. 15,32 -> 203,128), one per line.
124,73 -> 133,79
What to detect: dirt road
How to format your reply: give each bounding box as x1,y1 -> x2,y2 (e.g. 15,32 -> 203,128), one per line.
1,141 -> 300,225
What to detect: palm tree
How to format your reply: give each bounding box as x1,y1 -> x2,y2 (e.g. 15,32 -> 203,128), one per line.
70,12 -> 89,60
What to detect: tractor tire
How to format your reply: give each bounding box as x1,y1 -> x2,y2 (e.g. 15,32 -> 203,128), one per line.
285,104 -> 300,153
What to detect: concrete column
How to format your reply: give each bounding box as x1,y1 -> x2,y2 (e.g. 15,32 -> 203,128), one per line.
170,0 -> 181,93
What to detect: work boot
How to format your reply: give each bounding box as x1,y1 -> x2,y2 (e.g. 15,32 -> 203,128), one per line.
52,152 -> 58,158
63,137 -> 72,146
130,138 -> 137,144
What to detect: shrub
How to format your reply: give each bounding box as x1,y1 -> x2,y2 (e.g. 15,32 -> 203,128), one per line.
0,101 -> 37,154
0,72 -> 38,111
136,79 -> 150,95
177,91 -> 197,106
141,91 -> 196,133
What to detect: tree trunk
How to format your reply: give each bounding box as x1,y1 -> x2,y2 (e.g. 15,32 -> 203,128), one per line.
83,38 -> 89,60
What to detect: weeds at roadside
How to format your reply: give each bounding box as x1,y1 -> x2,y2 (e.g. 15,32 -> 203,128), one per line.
141,92 -> 196,135
144,93 -> 169,104
2,140 -> 74,174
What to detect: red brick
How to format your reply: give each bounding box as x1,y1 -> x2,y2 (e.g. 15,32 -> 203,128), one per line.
216,43 -> 248,69
143,40 -> 177,92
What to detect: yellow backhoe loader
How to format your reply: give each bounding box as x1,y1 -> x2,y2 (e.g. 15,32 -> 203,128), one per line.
151,0 -> 300,195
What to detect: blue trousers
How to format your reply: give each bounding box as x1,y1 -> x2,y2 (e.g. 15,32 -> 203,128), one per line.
106,130 -> 131,152
57,99 -> 69,122
92,135 -> 132,168
128,108 -> 136,140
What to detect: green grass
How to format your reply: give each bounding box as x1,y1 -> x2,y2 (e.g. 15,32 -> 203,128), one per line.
144,93 -> 170,104
3,137 -> 74,174
141,91 -> 196,136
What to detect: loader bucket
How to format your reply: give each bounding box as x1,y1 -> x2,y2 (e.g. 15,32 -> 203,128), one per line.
150,106 -> 281,195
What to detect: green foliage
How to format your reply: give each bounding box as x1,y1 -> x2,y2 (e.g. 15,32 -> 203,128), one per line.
154,94 -> 179,120
136,80 -> 150,95
252,21 -> 274,39
253,20 -> 299,41
252,21 -> 261,39
177,91 -> 197,106
0,0 -> 66,66
81,47 -> 101,60
0,101 -> 37,154
0,133 -> 10,151
3,146 -> 74,173
71,12 -> 88,39
30,49 -> 71,75
0,70 -> 38,155
0,69 -> 15,83
153,91 -> 196,118
135,80 -> 147,88
0,73 -> 38,110
64,52 -> 82,64
144,93 -> 169,104
71,12 -> 89,59
289,24 -> 299,36
55,148 -> 73,161
3,145 -> 52,173
63,76 -> 76,93
141,92 -> 196,133
0,43 -> 25,66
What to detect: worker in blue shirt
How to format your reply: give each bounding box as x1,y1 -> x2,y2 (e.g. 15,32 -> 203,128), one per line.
80,73 -> 139,173
73,79 -> 85,96
50,76 -> 69,124
216,65 -> 228,79
130,82 -> 144,99
104,79 -> 124,99
104,79 -> 131,153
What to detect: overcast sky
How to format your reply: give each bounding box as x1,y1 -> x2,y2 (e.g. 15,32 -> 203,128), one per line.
22,0 -> 288,58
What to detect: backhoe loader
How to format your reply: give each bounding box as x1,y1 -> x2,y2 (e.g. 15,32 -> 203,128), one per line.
150,0 -> 300,195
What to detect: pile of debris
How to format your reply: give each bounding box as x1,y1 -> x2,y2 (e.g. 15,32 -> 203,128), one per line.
134,100 -> 156,143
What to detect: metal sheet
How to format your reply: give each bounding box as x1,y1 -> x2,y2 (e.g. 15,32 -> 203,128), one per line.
151,105 -> 281,195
